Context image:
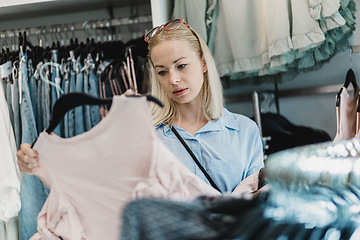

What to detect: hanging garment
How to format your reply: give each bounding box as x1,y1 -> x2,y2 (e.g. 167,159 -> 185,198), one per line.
172,0 -> 208,42
18,50 -> 49,240
121,139 -> 360,240
174,0 -> 356,84
30,95 -> 220,240
333,87 -> 359,142
12,61 -> 22,150
74,57 -> 85,136
356,100 -> 360,139
68,58 -> 77,137
250,113 -> 331,155
120,190 -> 358,240
0,72 -> 21,240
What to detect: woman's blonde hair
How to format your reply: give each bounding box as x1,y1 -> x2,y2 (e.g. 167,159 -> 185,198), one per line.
147,21 -> 223,126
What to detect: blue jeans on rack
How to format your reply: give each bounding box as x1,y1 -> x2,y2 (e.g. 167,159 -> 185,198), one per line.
88,55 -> 100,127
19,51 -> 37,147
28,60 -> 38,126
35,63 -> 43,134
83,70 -> 92,131
51,50 -> 62,136
19,175 -> 49,240
12,64 -> 22,150
68,61 -> 76,137
63,62 -> 70,138
41,62 -> 51,132
75,58 -> 85,136
6,79 -> 14,130
18,50 -> 48,240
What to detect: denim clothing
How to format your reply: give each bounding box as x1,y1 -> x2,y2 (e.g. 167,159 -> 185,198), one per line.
74,58 -> 85,136
18,50 -> 47,240
19,51 -> 38,146
51,50 -> 62,136
41,63 -> 51,132
83,70 -> 92,131
156,108 -> 264,194
28,60 -> 38,126
87,54 -> 100,127
12,64 -> 22,150
63,62 -> 70,138
19,174 -> 49,240
5,79 -> 14,131
89,71 -> 100,127
68,62 -> 76,137
35,64 -> 43,134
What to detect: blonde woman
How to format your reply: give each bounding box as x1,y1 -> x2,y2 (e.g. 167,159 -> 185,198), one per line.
17,19 -> 264,194
146,18 -> 264,193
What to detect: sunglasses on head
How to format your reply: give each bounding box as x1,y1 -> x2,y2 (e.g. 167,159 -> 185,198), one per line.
144,18 -> 190,42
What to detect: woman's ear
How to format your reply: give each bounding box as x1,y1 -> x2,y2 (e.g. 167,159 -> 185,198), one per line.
202,56 -> 208,73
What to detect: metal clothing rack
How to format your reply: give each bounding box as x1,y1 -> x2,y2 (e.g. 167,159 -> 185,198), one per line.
0,14 -> 152,40
225,83 -> 344,104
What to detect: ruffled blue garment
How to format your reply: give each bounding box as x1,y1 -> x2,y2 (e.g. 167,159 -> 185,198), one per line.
172,0 -> 356,85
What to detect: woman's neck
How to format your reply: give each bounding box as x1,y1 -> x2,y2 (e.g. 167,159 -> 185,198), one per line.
173,102 -> 208,136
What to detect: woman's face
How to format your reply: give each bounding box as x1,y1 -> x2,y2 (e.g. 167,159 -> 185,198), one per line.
150,40 -> 207,105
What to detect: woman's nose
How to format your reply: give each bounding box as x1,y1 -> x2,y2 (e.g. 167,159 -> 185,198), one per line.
169,70 -> 180,84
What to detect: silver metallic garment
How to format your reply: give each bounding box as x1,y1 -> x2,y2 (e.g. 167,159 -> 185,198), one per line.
263,138 -> 360,234
265,138 -> 360,188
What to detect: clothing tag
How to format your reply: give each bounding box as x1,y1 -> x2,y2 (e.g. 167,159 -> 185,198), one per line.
0,61 -> 12,78
55,77 -> 61,98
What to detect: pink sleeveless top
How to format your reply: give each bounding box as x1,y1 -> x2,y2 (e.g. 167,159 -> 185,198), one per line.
30,95 -> 220,240
333,87 -> 359,142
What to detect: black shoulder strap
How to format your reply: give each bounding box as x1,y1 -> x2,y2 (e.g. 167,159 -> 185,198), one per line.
170,126 -> 221,193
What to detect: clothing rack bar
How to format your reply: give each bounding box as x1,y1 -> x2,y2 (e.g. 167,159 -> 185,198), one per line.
0,15 -> 152,39
252,91 -> 262,137
225,83 -> 343,104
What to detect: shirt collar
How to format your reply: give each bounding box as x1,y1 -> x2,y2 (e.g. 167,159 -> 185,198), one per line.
156,108 -> 239,138
221,108 -> 240,131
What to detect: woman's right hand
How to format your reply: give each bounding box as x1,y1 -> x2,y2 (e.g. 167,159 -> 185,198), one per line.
16,143 -> 52,188
16,143 -> 39,174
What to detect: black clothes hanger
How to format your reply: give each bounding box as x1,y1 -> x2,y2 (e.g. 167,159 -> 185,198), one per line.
31,92 -> 163,147
46,92 -> 163,134
344,68 -> 357,89
337,68 -> 358,107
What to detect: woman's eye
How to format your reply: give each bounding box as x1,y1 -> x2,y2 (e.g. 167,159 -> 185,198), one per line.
157,70 -> 166,76
178,64 -> 186,69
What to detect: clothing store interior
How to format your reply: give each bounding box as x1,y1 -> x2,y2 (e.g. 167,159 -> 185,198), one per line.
2,0 -> 360,239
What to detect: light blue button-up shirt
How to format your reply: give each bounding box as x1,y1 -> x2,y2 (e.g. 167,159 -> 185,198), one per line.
156,108 -> 264,193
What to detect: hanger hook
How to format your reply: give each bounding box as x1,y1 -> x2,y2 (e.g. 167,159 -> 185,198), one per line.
82,20 -> 91,39
42,26 -> 48,47
3,32 -> 8,50
56,25 -> 64,46
71,23 -> 76,39
350,46 -> 353,69
63,24 -> 69,46
92,22 -> 100,42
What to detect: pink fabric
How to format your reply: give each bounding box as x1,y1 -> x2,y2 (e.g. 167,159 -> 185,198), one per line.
232,171 -> 259,195
356,112 -> 360,139
231,171 -> 269,197
333,87 -> 359,142
30,95 -> 220,240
